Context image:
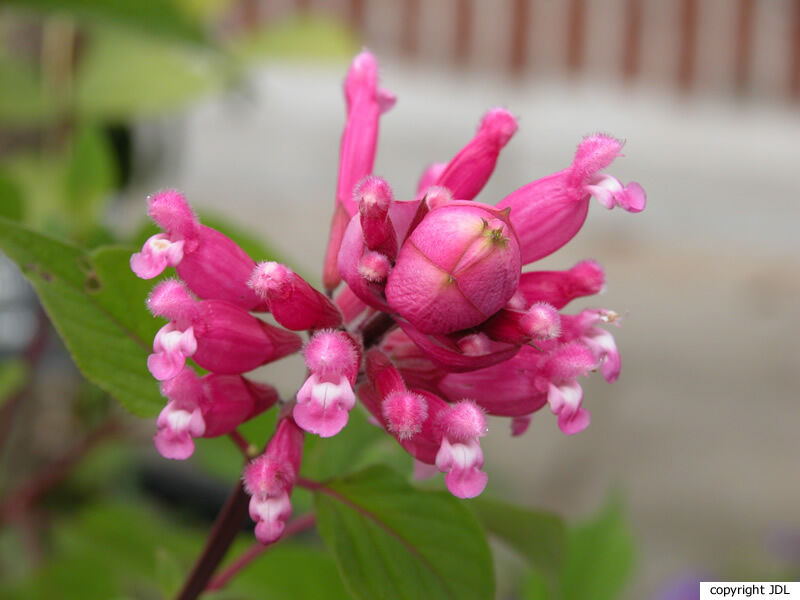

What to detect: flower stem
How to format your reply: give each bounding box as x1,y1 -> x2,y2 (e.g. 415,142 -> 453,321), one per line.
174,481 -> 251,600
228,430 -> 258,459
205,513 -> 317,592
359,312 -> 396,348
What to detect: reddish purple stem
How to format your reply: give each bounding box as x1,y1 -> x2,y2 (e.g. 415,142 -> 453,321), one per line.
205,513 -> 317,592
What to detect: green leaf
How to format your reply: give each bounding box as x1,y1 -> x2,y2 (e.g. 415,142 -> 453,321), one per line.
0,171 -> 25,222
301,406 -> 408,482
314,465 -> 494,600
471,497 -> 566,580
223,543 -> 352,600
75,25 -> 224,120
5,0 -> 209,45
522,568 -> 552,600
0,218 -> 162,416
64,125 -> 117,229
0,359 -> 29,407
559,496 -> 635,600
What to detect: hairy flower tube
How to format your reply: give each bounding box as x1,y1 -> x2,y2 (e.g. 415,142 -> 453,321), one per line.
132,50 -> 646,541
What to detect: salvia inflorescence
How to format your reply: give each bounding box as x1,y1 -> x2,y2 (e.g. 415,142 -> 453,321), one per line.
131,51 -> 645,544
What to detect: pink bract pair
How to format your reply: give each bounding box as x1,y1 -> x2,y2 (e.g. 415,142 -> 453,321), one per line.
131,51 -> 645,544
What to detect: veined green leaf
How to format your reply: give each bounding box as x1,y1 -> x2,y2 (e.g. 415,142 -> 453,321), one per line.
0,218 -> 162,416
471,497 -> 566,581
314,465 -> 495,600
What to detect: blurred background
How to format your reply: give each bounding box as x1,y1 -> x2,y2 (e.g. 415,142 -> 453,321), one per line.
1,0 -> 799,598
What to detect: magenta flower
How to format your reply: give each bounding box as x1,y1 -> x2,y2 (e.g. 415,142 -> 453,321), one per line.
244,414 -> 304,544
154,367 -> 278,459
146,280 -> 302,380
131,190 -> 267,311
132,50 -> 645,540
294,330 -> 360,437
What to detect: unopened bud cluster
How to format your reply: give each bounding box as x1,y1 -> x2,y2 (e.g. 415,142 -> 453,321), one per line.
132,51 -> 645,544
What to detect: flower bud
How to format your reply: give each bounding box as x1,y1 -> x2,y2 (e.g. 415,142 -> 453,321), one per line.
337,199 -> 420,311
518,260 -> 606,309
358,176 -> 397,259
481,302 -> 561,344
249,262 -> 342,331
434,107 -> 518,201
385,201 -> 521,334
358,251 -> 392,283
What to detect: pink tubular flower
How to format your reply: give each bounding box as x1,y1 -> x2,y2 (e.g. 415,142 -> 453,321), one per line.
131,190 -> 266,311
154,367 -> 279,459
323,51 -> 394,292
517,259 -> 606,309
541,342 -> 597,435
416,163 -> 446,195
294,330 -> 360,438
248,262 -> 342,331
560,308 -> 622,383
244,415 -> 304,544
435,401 -> 488,498
362,350 -> 488,498
438,340 -> 598,436
137,51 -> 645,502
146,280 -> 301,380
427,108 -> 518,201
497,134 -> 646,264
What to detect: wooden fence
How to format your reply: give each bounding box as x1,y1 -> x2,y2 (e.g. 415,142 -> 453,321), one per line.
236,0 -> 800,101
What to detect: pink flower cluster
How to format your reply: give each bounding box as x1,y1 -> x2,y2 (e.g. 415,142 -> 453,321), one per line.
132,51 -> 644,543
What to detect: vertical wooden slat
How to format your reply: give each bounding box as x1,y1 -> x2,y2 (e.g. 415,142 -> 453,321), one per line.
791,0 -> 800,99
401,0 -> 421,57
510,0 -> 531,75
454,0 -> 473,65
677,0 -> 698,91
734,0 -> 755,92
622,0 -> 642,80
566,0 -> 586,73
348,0 -> 365,34
239,0 -> 261,32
